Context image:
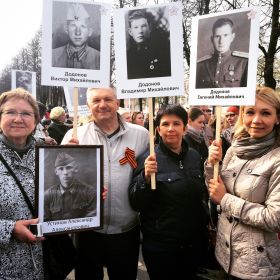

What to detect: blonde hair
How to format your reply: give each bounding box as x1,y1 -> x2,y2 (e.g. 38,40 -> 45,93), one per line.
0,88 -> 40,124
50,106 -> 65,120
234,87 -> 280,144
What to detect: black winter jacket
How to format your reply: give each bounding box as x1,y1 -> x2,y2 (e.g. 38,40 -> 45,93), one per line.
129,140 -> 209,247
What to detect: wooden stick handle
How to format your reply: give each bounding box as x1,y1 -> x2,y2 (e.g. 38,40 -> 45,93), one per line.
213,106 -> 222,180
72,87 -> 78,139
148,97 -> 156,190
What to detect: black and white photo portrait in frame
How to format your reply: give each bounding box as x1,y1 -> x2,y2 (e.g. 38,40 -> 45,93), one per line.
52,1 -> 101,70
196,12 -> 250,89
11,70 -> 36,99
36,145 -> 104,235
43,149 -> 97,222
126,7 -> 171,79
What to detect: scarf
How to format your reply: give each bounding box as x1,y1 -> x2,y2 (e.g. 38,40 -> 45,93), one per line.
186,125 -> 205,143
231,131 -> 276,160
0,133 -> 34,158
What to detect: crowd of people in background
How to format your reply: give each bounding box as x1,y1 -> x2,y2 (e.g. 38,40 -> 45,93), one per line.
1,86 -> 280,280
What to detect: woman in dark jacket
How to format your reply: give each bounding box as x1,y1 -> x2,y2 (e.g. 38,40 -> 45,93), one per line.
129,105 -> 208,280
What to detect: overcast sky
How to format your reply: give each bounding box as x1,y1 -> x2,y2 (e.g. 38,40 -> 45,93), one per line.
0,0 -> 42,71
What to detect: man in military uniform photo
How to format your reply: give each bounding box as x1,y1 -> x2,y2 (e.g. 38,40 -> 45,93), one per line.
16,71 -> 32,94
52,3 -> 100,70
44,152 -> 96,221
196,17 -> 248,88
126,9 -> 171,79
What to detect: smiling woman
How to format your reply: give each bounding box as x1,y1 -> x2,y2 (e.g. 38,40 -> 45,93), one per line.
0,88 -> 45,279
205,87 -> 280,280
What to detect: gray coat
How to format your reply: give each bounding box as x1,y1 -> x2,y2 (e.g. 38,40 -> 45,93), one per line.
205,146 -> 280,280
0,140 -> 43,280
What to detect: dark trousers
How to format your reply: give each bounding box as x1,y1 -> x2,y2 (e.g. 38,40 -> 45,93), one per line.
142,241 -> 199,280
75,226 -> 140,280
219,269 -> 243,280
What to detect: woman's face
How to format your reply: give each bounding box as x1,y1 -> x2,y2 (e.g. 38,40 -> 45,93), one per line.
0,98 -> 36,145
157,114 -> 186,151
134,113 -> 144,126
189,114 -> 205,132
243,98 -> 279,138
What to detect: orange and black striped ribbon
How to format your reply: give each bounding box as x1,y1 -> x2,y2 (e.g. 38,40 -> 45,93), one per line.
119,147 -> 137,169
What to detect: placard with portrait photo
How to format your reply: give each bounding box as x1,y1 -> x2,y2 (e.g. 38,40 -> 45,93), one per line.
35,145 -> 103,235
64,87 -> 90,117
41,0 -> 111,88
114,2 -> 184,99
189,6 -> 260,106
11,70 -> 37,99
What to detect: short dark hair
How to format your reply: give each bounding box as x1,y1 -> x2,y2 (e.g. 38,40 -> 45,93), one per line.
128,10 -> 149,28
188,107 -> 204,121
212,18 -> 234,34
155,105 -> 188,127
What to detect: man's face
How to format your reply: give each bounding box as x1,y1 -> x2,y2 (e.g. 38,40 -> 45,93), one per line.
87,88 -> 119,123
212,24 -> 235,54
66,19 -> 92,47
55,162 -> 77,188
128,17 -> 150,44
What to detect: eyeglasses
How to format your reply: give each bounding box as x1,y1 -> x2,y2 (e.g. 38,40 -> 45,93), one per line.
226,113 -> 236,118
1,110 -> 35,119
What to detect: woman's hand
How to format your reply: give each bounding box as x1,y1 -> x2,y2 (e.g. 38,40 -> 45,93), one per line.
208,139 -> 222,165
144,154 -> 157,184
13,218 -> 45,243
102,186 -> 108,200
209,176 -> 227,204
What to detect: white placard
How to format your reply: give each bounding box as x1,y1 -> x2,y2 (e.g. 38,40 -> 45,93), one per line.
11,70 -> 37,99
189,7 -> 260,106
114,3 -> 184,99
64,87 -> 90,116
41,0 -> 111,88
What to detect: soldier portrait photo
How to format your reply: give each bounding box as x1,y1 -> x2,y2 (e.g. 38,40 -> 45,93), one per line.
16,71 -> 33,94
196,12 -> 250,89
44,151 -> 97,222
126,7 -> 171,79
52,1 -> 101,70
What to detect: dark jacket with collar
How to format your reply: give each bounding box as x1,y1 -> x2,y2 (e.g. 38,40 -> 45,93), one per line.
129,139 -> 209,247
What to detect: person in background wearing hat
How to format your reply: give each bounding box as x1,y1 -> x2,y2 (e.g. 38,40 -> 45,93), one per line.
221,106 -> 239,154
126,9 -> 171,79
196,18 -> 248,88
62,87 -> 149,280
47,106 -> 71,144
52,3 -> 100,70
44,152 -> 96,222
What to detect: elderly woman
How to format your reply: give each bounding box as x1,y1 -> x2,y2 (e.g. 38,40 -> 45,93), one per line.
129,105 -> 209,279
0,88 -> 44,279
206,87 -> 280,279
47,106 -> 70,144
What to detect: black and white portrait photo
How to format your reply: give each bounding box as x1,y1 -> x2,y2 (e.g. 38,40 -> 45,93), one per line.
188,7 -> 261,106
52,1 -> 101,70
126,7 -> 171,79
11,70 -> 36,98
41,0 -> 111,88
196,13 -> 250,89
114,3 -> 184,100
36,145 -> 103,235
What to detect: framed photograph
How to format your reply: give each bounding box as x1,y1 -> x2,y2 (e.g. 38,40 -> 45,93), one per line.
11,70 -> 36,99
41,0 -> 111,88
35,145 -> 103,235
114,2 -> 184,99
64,87 -> 90,117
189,7 -> 260,106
